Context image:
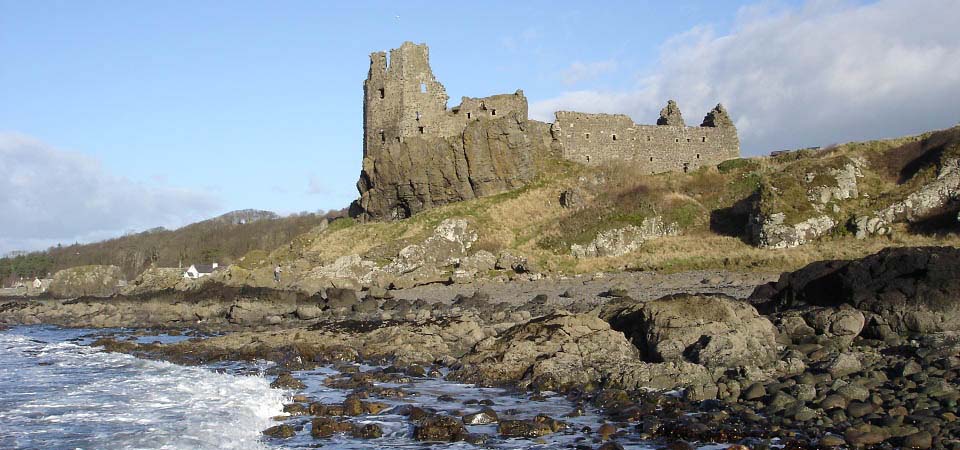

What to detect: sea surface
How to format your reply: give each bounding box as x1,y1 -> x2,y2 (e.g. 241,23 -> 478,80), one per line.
0,326 -> 695,450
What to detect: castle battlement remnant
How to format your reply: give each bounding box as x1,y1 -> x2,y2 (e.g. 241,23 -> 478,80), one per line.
352,42 -> 740,221
363,42 -> 528,158
552,102 -> 740,173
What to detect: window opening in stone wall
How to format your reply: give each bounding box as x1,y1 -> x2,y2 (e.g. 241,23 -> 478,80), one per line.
397,136 -> 402,143
418,126 -> 424,134
420,82 -> 427,93
586,155 -> 591,162
585,133 -> 590,139
675,138 -> 680,143
649,157 -> 654,162
702,136 -> 707,142
612,134 -> 617,141
491,109 -> 497,116
687,138 -> 692,142
466,112 -> 471,119
697,153 -> 701,159
378,88 -> 384,99
416,111 -> 421,121
380,130 -> 385,143
683,163 -> 690,173
647,136 -> 651,141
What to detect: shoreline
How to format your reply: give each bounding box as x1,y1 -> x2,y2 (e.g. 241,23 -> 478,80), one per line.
3,248 -> 959,448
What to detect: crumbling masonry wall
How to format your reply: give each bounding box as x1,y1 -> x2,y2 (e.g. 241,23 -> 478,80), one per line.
363,42 -> 527,158
553,108 -> 740,173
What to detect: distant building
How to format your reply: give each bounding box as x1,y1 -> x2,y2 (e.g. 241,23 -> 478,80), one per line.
183,263 -> 220,279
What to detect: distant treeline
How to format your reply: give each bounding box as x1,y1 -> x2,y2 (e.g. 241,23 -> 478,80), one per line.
0,208 -> 347,284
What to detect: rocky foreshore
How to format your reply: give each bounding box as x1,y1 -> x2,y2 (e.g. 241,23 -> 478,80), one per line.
3,247 -> 960,449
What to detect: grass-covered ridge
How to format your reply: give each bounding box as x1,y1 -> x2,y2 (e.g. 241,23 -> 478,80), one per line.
266,125 -> 959,277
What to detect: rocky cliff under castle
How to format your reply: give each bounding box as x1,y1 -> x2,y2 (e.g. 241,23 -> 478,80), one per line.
351,42 -> 740,221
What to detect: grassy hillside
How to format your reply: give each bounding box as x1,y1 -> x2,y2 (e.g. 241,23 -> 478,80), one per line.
0,209 -> 345,283
266,127 -> 960,277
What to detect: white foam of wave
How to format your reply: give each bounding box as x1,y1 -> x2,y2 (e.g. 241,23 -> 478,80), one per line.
0,332 -> 288,450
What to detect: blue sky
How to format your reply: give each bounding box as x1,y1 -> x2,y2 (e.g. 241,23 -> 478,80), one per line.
2,0 -> 959,253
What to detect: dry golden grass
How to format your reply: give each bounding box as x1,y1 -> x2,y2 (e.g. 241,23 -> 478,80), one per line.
271,130 -> 960,277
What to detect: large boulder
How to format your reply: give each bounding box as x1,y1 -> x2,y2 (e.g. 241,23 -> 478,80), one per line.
608,293 -> 778,368
48,265 -> 125,298
750,246 -> 960,335
452,313 -> 711,392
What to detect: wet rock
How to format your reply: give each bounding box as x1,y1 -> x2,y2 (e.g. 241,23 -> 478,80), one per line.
270,372 -> 306,390
351,423 -> 383,439
262,424 -> 296,439
413,415 -> 468,442
310,417 -> 352,438
462,407 -> 498,425
498,419 -> 554,438
282,403 -> 309,416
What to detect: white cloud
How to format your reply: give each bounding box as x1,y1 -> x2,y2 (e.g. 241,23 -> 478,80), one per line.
531,0 -> 960,154
561,60 -> 619,85
0,133 -> 220,253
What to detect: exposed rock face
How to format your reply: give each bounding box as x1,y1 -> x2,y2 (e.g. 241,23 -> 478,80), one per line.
571,217 -> 679,258
700,104 -> 734,128
750,213 -> 837,249
855,157 -> 960,238
452,312 -> 711,392
122,267 -> 185,295
749,157 -> 862,248
750,246 -> 960,334
353,114 -> 544,220
608,294 -> 778,368
657,100 -> 685,126
376,218 -> 478,289
48,265 -> 125,298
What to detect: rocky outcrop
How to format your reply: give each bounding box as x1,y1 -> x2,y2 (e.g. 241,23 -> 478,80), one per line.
750,246 -> 960,335
749,157 -> 862,248
351,114 -> 546,221
122,267 -> 186,295
656,100 -> 685,126
750,213 -> 837,249
452,312 -> 711,392
48,265 -> 125,298
571,217 -> 679,258
855,157 -> 960,238
608,294 -> 778,369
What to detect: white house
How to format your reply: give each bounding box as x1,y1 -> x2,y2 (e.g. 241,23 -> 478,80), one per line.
184,263 -> 220,279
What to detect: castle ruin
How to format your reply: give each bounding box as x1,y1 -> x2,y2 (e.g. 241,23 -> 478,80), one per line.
352,42 -> 740,220
553,101 -> 740,173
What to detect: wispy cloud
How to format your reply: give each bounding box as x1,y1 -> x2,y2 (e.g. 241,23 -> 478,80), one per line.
561,60 -> 619,85
531,0 -> 960,154
0,133 -> 220,253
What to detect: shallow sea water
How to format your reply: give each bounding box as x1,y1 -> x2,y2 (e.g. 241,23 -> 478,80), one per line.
0,326 -> 712,450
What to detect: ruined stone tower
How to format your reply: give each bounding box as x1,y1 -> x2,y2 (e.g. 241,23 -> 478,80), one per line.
353,42 -> 545,221
363,42 -> 528,158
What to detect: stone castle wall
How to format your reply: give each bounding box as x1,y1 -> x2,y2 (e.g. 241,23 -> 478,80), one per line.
363,42 -> 527,158
552,109 -> 740,173
355,42 -> 741,220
